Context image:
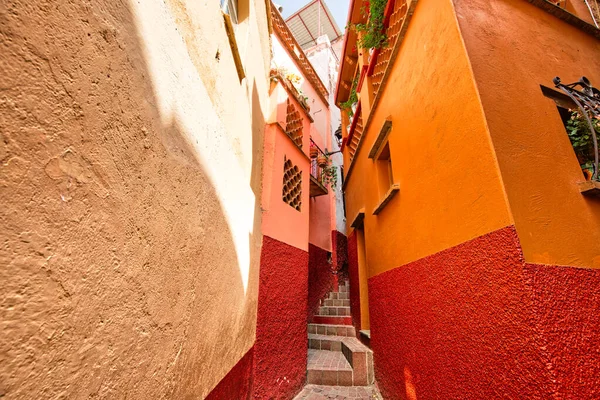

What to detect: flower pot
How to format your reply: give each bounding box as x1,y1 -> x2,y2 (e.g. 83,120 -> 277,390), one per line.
317,155 -> 328,168
582,164 -> 595,181
310,147 -> 318,159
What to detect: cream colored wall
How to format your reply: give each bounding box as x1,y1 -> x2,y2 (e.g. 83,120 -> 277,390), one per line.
0,0 -> 270,398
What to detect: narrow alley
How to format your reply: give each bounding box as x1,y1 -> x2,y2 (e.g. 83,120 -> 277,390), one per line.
3,0 -> 600,399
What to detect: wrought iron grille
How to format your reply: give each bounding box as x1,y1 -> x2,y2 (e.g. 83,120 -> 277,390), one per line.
554,76 -> 600,180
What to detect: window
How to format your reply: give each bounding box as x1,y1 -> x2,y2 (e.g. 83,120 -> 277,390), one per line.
376,143 -> 393,196
373,141 -> 399,215
220,0 -> 238,23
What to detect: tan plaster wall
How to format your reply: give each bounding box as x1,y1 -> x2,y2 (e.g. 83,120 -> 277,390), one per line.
0,0 -> 270,398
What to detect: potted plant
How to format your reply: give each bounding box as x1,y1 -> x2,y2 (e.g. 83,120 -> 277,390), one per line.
310,146 -> 319,159
566,110 -> 599,180
322,159 -> 338,189
348,0 -> 389,50
340,77 -> 359,118
317,153 -> 328,168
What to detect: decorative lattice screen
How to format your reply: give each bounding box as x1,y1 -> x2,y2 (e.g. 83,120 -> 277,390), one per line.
282,158 -> 302,211
286,100 -> 304,148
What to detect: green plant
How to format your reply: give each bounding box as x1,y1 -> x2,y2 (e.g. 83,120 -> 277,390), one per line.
340,77 -> 359,116
349,0 -> 389,50
566,110 -> 599,163
321,154 -> 338,189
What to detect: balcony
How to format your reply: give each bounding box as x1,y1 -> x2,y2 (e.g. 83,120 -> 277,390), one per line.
310,139 -> 329,197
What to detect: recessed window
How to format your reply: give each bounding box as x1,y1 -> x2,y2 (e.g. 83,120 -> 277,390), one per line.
376,142 -> 393,196
372,141 -> 400,215
542,85 -> 597,181
220,0 -> 238,23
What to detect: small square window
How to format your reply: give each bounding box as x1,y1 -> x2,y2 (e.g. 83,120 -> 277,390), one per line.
220,0 -> 238,23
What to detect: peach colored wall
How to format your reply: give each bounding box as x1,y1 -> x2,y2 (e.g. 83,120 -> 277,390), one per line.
271,32 -> 335,252
0,0 -> 270,398
454,0 -> 600,268
309,124 -> 335,252
262,83 -> 311,251
343,0 -> 513,278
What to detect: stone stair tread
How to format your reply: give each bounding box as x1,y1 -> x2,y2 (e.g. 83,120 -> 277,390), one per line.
340,336 -> 372,353
307,349 -> 352,371
308,333 -> 344,341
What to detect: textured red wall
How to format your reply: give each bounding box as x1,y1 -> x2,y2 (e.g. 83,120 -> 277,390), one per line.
346,231 -> 361,336
206,347 -> 254,400
308,243 -> 335,321
253,236 -> 308,400
369,227 -> 543,399
525,262 -> 600,399
368,225 -> 600,399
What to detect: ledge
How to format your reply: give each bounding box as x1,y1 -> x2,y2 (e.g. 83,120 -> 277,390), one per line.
368,117 -> 393,159
373,184 -> 400,215
527,0 -> 600,40
350,208 -> 365,229
578,180 -> 600,196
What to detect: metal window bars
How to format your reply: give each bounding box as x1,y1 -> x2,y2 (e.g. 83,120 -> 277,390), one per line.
554,76 -> 600,180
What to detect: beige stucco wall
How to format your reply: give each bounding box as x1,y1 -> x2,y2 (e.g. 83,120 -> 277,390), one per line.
0,0 -> 270,398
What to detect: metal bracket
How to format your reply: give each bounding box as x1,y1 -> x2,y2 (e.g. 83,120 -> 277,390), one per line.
554,76 -> 600,180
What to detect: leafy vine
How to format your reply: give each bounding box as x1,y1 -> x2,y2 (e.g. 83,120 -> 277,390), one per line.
349,0 -> 389,50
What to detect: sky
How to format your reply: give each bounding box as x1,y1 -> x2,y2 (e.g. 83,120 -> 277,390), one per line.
277,0 -> 351,30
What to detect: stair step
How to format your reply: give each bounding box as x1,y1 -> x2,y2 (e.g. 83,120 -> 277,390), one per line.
307,349 -> 353,386
318,306 -> 351,316
308,323 -> 356,337
308,333 -> 343,351
328,292 -> 349,300
313,315 -> 352,325
341,337 -> 374,386
323,298 -> 350,307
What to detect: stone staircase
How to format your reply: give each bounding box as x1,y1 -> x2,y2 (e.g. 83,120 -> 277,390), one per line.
305,281 -> 375,387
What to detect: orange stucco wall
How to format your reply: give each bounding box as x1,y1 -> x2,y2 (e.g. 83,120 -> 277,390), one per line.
454,0 -> 600,268
344,0 -> 513,278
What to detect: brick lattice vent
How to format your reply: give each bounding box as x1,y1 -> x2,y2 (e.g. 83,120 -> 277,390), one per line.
282,158 -> 302,211
286,100 -> 304,148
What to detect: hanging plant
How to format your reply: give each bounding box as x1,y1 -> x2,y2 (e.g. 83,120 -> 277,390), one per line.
566,110 -> 600,180
318,153 -> 338,190
340,76 -> 359,117
349,0 -> 389,50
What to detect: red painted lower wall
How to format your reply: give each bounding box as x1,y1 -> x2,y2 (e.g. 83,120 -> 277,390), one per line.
368,225 -> 600,399
347,231 -> 361,336
206,347 -> 254,400
253,235 -> 308,400
308,243 -> 335,322
525,262 -> 600,399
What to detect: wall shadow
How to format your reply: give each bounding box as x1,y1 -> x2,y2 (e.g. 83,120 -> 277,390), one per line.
0,0 -> 264,399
